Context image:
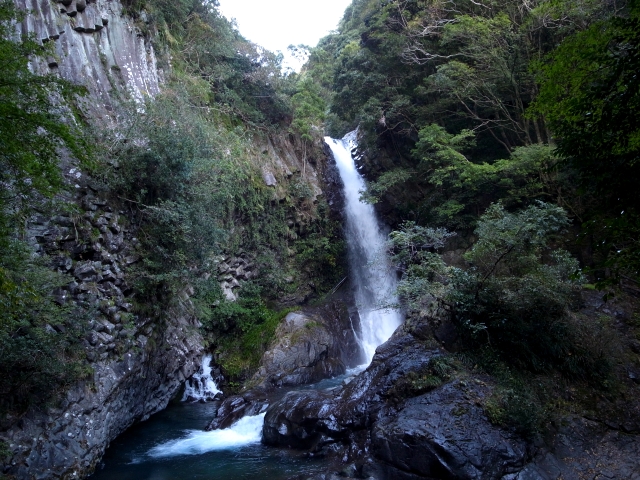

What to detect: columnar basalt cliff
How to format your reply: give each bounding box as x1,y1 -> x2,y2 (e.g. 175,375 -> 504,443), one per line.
1,1 -> 337,477
16,0 -> 161,110
2,172 -> 205,478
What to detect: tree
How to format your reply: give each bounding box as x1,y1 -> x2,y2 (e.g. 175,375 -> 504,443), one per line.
532,0 -> 640,282
0,1 -> 89,413
0,0 -> 86,238
389,202 -> 605,378
290,76 -> 326,174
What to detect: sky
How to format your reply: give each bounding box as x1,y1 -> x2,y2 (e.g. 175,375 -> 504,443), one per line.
216,0 -> 352,69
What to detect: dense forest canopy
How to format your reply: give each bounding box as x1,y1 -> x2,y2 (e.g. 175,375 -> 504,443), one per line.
302,0 -> 639,285
295,0 -> 640,434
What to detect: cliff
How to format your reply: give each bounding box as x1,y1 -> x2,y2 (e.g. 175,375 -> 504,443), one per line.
1,1 -> 337,477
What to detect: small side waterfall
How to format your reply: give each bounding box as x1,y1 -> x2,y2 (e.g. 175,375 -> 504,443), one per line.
182,354 -> 221,402
325,131 -> 403,363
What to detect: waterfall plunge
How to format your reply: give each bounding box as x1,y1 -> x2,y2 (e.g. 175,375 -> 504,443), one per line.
325,131 -> 403,364
182,354 -> 221,402
147,413 -> 265,458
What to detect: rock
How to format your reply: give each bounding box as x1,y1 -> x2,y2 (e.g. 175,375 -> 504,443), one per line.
73,260 -> 97,279
371,382 -> 527,479
263,322 -> 527,479
221,284 -> 236,302
263,390 -> 337,449
123,255 -> 140,265
249,311 -> 347,389
518,416 -> 640,479
86,331 -> 99,346
206,392 -> 270,431
262,169 -> 277,186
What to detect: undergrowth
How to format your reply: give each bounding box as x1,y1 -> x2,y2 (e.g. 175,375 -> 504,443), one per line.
211,286 -> 296,388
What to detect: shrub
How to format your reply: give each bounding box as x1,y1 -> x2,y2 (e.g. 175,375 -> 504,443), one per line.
390,202 -> 610,381
210,285 -> 295,383
0,240 -> 89,415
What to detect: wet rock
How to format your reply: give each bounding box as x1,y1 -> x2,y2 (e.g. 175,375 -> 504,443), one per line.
263,321 -> 529,479
263,390 -> 339,449
372,382 -> 527,479
206,392 -> 270,431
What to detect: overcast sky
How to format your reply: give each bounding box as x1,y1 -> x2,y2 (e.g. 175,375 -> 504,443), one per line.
217,0 -> 352,69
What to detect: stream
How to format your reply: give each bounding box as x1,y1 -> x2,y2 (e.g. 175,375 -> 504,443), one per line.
90,368 -> 361,480
90,132 -> 401,479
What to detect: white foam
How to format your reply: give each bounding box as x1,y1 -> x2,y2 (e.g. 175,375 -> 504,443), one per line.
147,413 -> 265,458
182,354 -> 221,402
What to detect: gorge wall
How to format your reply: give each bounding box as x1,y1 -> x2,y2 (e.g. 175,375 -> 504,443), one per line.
1,1 -> 335,477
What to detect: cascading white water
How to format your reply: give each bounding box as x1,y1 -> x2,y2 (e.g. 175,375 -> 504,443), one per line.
182,354 -> 221,402
325,131 -> 403,363
146,413 -> 266,458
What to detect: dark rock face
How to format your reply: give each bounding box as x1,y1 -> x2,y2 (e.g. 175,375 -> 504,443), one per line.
206,391 -> 270,431
262,390 -> 338,449
1,179 -> 204,478
372,384 -> 527,479
3,320 -> 202,479
512,415 -> 640,480
15,0 -> 162,112
263,324 -> 528,479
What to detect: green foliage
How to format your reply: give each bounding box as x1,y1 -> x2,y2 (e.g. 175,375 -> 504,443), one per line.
0,439 -> 10,461
360,168 -> 413,204
397,125 -> 566,229
304,0 -> 624,241
0,1 -> 90,415
464,202 -> 571,277
102,92 -> 285,299
292,200 -> 346,294
213,286 -> 295,382
482,364 -> 547,438
290,77 -> 326,142
0,0 -> 88,240
0,240 -> 89,415
390,202 -> 609,380
532,2 -> 640,282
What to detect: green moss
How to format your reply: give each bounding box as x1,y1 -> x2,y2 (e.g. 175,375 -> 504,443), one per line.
387,355 -> 459,401
216,304 -> 295,388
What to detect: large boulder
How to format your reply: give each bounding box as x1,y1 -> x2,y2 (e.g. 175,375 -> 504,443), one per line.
371,382 -> 527,479
263,322 -> 529,479
249,311 -> 349,389
207,305 -> 360,432
205,390 -> 270,430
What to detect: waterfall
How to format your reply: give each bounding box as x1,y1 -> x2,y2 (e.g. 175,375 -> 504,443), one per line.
325,131 -> 403,363
182,354 -> 221,402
